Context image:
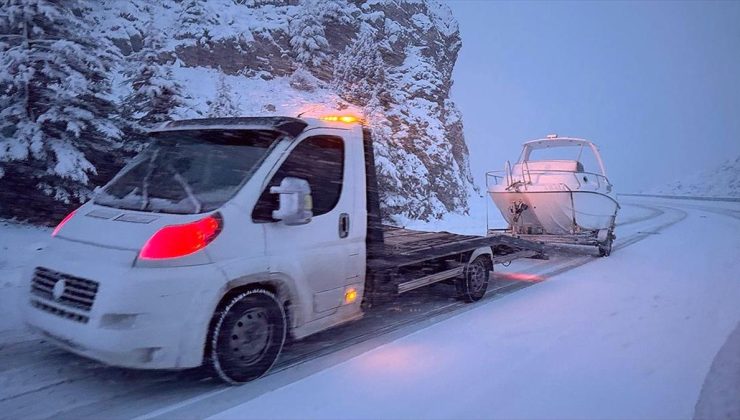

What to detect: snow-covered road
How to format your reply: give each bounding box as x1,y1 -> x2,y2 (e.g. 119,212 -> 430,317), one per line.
0,197 -> 738,419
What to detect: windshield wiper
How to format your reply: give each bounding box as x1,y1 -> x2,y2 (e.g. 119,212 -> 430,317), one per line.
170,167 -> 203,213
140,149 -> 160,211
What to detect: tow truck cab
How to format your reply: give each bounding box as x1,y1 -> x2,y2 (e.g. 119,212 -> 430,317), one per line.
23,116 -> 543,384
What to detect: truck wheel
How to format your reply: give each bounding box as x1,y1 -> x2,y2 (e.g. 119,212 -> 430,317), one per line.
210,289 -> 286,384
456,256 -> 491,302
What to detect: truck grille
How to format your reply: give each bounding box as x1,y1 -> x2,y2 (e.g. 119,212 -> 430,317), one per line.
30,300 -> 90,323
30,267 -> 98,318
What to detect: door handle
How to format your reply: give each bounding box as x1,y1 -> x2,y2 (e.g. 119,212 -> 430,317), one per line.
338,213 -> 349,238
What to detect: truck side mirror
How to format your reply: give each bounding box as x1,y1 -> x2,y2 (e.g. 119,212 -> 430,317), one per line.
270,177 -> 313,225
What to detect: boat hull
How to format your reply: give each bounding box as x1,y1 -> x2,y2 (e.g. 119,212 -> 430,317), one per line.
489,188 -> 618,235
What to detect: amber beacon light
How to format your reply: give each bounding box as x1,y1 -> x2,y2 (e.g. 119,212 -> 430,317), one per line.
320,115 -> 362,124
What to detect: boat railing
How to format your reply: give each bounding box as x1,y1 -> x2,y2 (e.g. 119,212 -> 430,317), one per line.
516,167 -> 613,192
486,160 -> 515,189
487,164 -> 613,192
485,170 -> 507,187
506,160 -> 513,186
522,160 -> 533,186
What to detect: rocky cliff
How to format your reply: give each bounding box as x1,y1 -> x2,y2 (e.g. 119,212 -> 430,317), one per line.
1,0 -> 476,223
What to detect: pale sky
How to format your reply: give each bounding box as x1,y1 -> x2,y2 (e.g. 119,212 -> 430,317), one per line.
447,0 -> 740,193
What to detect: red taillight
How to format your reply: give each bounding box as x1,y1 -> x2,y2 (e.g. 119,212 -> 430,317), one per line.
139,213 -> 223,260
52,210 -> 77,237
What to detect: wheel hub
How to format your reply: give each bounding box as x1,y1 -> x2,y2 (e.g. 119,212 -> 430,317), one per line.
230,308 -> 272,364
469,262 -> 487,292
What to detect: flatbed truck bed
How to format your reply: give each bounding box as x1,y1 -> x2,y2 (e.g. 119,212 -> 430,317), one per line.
364,225 -> 547,300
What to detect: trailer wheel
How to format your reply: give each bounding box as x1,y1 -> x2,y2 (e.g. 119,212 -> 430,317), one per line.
598,234 -> 613,257
210,289 -> 286,384
456,256 -> 491,302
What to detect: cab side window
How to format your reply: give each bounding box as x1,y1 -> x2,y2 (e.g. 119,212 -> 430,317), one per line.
252,135 -> 345,223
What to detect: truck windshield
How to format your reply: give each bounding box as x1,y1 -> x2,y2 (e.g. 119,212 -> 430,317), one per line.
94,129 -> 282,214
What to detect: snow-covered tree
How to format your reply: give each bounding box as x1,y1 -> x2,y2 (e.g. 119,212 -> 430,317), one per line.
209,72 -> 241,117
0,0 -> 121,204
88,0 -> 154,56
175,0 -> 217,46
288,0 -> 329,68
332,27 -> 387,105
316,0 -> 357,25
122,24 -> 185,136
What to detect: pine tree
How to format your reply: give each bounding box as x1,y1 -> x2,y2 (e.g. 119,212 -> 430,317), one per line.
288,0 -> 329,68
332,28 -> 386,105
316,0 -> 356,25
176,0 -> 217,46
0,0 -> 121,205
209,72 -> 240,117
122,24 -> 185,136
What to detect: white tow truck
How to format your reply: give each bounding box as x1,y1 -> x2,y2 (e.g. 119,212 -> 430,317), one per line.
23,116 -> 545,384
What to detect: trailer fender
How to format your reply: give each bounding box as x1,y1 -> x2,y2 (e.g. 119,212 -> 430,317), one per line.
469,246 -> 494,267
597,229 -> 610,242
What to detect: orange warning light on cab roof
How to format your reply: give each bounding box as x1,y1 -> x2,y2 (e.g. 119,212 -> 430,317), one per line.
320,115 -> 362,124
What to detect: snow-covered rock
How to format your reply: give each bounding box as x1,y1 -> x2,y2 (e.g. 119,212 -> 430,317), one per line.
0,0 -> 476,224
647,156 -> 740,198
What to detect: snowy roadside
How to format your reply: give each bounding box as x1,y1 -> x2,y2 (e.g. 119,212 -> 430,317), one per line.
210,200 -> 740,420
0,222 -> 49,344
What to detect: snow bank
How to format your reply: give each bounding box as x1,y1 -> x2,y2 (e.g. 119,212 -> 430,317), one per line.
0,222 -> 49,341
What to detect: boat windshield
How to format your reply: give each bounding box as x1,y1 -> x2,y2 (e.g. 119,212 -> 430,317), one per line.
522,144 -> 604,175
527,146 -> 584,161
94,129 -> 282,214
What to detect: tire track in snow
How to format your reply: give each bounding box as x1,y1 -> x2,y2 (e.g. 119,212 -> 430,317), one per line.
665,202 -> 740,221
121,201 -> 689,420
612,205 -> 688,252
0,204 -> 668,418
616,203 -> 665,227
533,204 -> 687,282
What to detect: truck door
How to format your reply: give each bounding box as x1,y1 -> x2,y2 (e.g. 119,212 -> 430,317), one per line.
252,131 -> 364,323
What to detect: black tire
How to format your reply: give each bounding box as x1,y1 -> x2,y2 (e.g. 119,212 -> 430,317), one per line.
598,233 -> 614,257
210,289 -> 286,384
456,255 -> 491,302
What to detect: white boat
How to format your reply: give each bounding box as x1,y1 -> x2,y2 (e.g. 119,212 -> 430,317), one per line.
487,135 -> 619,256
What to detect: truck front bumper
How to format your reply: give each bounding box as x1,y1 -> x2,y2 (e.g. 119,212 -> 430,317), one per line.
22,238 -> 225,369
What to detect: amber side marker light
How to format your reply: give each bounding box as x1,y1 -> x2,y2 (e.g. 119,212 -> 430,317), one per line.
52,209 -> 77,237
344,287 -> 358,304
320,115 -> 362,124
